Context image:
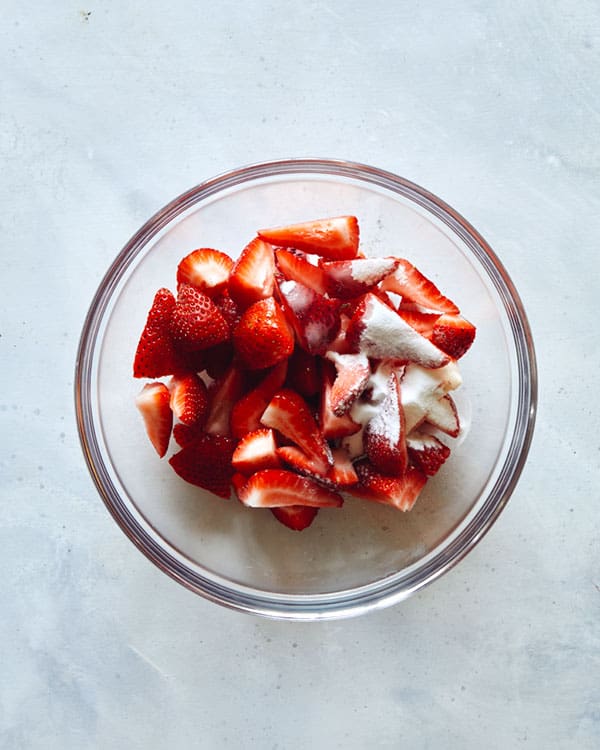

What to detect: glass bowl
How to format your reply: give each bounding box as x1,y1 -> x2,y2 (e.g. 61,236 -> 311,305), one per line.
75,159 -> 537,620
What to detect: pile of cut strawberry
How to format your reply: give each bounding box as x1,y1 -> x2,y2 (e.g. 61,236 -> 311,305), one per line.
133,215 -> 475,531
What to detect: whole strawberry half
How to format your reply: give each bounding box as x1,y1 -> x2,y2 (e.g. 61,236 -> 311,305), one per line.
169,433 -> 235,498
170,283 -> 229,351
169,372 -> 209,426
258,215 -> 360,260
135,382 -> 173,457
228,237 -> 276,310
176,248 -> 233,296
233,296 -> 294,370
275,248 -> 328,295
133,288 -> 183,378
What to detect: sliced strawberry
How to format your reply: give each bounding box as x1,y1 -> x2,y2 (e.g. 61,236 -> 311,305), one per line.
319,363 -> 361,440
203,341 -> 235,380
135,382 -> 173,458
275,248 -> 328,295
320,257 -> 398,299
381,259 -> 459,314
133,288 -> 183,378
231,472 -> 248,500
173,420 -> 205,447
213,289 -> 242,331
230,360 -> 288,438
430,314 -> 476,360
277,446 -> 358,489
261,388 -> 332,473
170,283 -> 229,351
232,428 -> 281,475
238,469 -> 343,508
397,309 -> 441,337
406,431 -> 451,477
425,394 -> 460,437
169,372 -> 209,426
326,351 -> 370,416
271,505 -> 319,531
177,346 -> 208,374
258,216 -> 359,260
228,237 -> 275,310
286,348 -> 320,398
205,365 -> 245,436
400,362 -> 463,433
347,292 -> 450,368
176,248 -> 233,296
349,461 -> 427,512
232,296 -> 294,370
169,433 -> 235,498
278,279 -> 340,355
327,313 -> 353,355
364,370 -> 407,476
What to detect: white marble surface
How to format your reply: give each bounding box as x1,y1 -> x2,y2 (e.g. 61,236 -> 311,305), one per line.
2,1 -> 599,747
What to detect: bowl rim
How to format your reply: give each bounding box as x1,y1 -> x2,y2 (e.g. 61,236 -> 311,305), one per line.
75,157 -> 538,620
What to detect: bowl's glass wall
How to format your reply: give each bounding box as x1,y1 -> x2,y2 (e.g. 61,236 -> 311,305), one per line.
92,173 -> 516,596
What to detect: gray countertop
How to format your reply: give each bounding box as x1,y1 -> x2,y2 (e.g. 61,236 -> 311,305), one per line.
2,2 -> 598,748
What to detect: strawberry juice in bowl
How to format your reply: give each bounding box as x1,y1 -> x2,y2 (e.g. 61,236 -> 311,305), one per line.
75,159 -> 536,620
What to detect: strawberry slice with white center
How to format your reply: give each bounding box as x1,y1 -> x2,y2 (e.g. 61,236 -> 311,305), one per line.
205,365 -> 245,436
397,309 -> 441,337
406,431 -> 451,477
238,469 -> 343,508
169,372 -> 209,426
230,360 -> 287,438
277,446 -> 358,489
425,394 -> 460,437
270,506 -> 319,531
133,288 -> 185,378
278,279 -> 340,355
231,428 -> 281,475
169,433 -> 235,498
261,388 -> 332,473
228,237 -> 276,310
319,363 -> 361,440
176,248 -> 233,296
320,257 -> 399,299
347,292 -> 450,368
400,362 -> 462,433
258,215 -> 359,260
135,382 -> 173,458
232,296 -> 294,369
430,313 -> 476,360
170,283 -> 230,351
349,460 -> 427,512
364,370 -> 407,477
231,472 -> 249,500
381,259 -> 460,314
275,248 -> 328,295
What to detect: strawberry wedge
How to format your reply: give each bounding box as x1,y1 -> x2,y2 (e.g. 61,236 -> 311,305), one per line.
238,470 -> 343,508
135,382 -> 173,457
381,259 -> 459,314
228,237 -> 275,310
350,461 -> 427,512
176,248 -> 233,296
347,293 -> 450,368
261,388 -> 333,473
259,215 -> 359,260
270,506 -> 319,531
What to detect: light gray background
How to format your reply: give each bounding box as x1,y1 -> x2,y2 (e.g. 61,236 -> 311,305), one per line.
2,1 -> 598,748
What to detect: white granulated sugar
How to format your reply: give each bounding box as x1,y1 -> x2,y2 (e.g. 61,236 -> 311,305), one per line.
349,257 -> 397,284
305,253 -> 321,266
368,374 -> 400,446
426,395 -> 459,434
359,296 -> 447,366
279,279 -> 296,295
342,426 -> 365,459
401,364 -> 462,433
325,350 -> 369,374
304,320 -> 326,349
366,362 -> 394,404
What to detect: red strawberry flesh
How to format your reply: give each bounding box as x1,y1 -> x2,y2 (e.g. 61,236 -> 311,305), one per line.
232,428 -> 281,475
228,237 -> 276,310
381,259 -> 459,314
430,314 -> 476,360
238,469 -> 343,508
135,382 -> 173,457
176,248 -> 233,296
259,215 -> 359,260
